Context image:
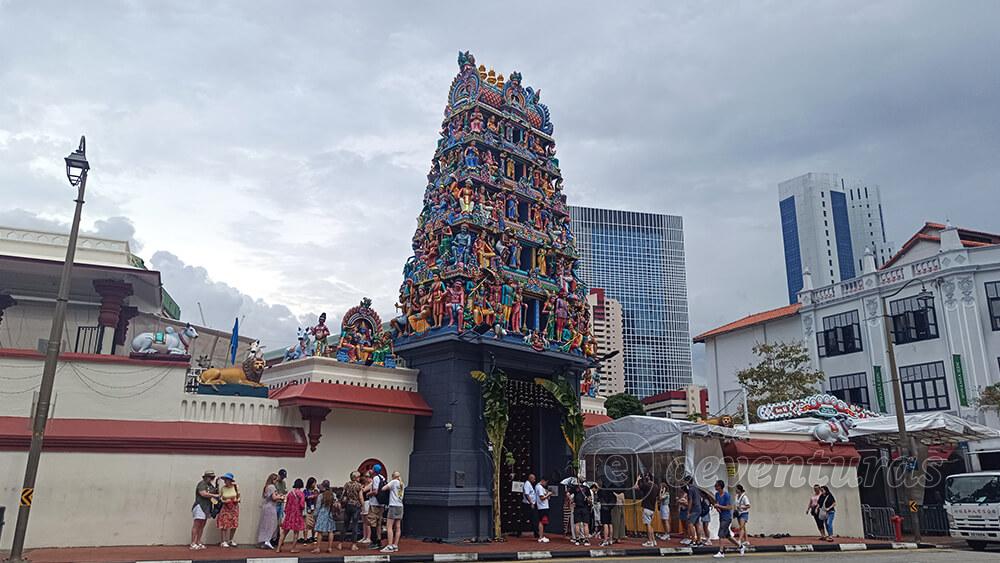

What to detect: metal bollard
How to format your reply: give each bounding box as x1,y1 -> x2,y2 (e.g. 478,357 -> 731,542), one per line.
0,505 -> 5,539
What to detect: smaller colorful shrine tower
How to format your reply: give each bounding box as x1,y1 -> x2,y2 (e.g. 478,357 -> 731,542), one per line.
394,52 -> 595,542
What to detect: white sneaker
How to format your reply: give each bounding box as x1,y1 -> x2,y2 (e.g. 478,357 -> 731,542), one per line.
705,540 -> 714,546
714,552 -> 725,559
642,540 -> 656,547
263,541 -> 274,550
680,538 -> 692,545
739,544 -> 746,556
230,541 -> 238,547
221,541 -> 230,548
189,543 -> 199,550
539,537 -> 550,543
358,538 -> 371,544
381,545 -> 394,553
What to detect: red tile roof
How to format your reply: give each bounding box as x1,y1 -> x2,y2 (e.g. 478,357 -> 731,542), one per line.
640,389 -> 687,405
270,382 -> 433,416
693,303 -> 801,343
880,222 -> 1000,270
583,412 -> 613,428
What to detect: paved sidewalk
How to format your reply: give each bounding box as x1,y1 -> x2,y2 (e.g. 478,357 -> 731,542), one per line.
14,535 -> 939,563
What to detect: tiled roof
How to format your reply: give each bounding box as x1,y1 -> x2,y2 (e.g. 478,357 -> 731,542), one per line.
583,412 -> 613,428
640,389 -> 687,405
880,222 -> 1000,270
693,303 -> 801,343
270,382 -> 433,416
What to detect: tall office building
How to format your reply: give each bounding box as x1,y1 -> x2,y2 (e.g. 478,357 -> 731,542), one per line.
779,172 -> 893,304
586,288 -> 625,395
569,206 -> 692,398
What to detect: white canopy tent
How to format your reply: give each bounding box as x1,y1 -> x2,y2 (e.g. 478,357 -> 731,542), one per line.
748,411 -> 1000,447
581,415 -> 747,490
582,415 -> 747,454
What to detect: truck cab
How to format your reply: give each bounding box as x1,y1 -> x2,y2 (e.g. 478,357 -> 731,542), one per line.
945,471 -> 1000,551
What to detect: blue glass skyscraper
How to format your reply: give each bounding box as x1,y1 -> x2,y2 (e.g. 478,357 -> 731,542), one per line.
569,206 -> 692,398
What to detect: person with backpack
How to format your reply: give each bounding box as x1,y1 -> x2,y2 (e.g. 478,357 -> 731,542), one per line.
190,470 -> 219,550
367,466 -> 388,550
699,493 -> 713,546
682,476 -> 704,547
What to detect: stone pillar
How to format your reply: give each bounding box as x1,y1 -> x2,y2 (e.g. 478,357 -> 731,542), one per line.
93,279 -> 133,354
298,406 -> 331,452
114,305 -> 140,348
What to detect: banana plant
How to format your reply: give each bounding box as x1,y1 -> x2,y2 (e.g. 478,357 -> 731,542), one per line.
534,374 -> 586,472
471,366 -> 510,540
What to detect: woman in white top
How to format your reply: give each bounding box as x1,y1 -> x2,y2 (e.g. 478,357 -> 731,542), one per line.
734,484 -> 751,547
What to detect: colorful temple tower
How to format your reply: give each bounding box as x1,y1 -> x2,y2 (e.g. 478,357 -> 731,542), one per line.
393,50 -> 592,353
394,51 -> 594,540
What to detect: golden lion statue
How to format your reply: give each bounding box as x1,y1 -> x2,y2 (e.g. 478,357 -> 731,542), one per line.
199,355 -> 266,389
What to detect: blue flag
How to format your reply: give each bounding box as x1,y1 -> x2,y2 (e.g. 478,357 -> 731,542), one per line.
229,317 -> 239,366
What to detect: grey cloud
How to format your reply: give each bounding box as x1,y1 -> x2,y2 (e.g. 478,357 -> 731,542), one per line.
151,250 -> 317,349
2,0 -> 999,385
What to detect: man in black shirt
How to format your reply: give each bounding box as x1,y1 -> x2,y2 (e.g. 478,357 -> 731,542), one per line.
635,474 -> 657,547
571,483 -> 592,546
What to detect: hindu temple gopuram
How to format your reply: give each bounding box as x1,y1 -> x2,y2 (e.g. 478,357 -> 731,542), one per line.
393,51 -> 594,355
393,51 -> 596,540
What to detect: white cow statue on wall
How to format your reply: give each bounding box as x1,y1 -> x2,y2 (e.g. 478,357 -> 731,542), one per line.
131,324 -> 198,355
812,415 -> 856,445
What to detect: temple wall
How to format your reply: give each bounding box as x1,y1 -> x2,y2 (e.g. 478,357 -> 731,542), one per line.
732,462 -> 864,538
0,352 -> 415,549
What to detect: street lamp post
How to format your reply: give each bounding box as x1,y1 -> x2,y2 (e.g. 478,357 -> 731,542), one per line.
879,278 -> 933,543
7,137 -> 90,563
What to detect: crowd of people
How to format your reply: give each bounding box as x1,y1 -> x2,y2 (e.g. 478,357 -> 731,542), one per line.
519,472 -> 757,558
189,466 -> 835,557
189,465 -> 406,554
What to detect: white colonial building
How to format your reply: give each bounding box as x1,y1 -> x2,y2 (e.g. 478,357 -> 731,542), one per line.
697,223 -> 1000,450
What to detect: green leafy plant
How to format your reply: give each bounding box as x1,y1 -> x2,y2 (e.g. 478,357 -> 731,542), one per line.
534,375 -> 586,472
604,392 -> 645,419
471,366 -> 510,540
736,341 -> 825,423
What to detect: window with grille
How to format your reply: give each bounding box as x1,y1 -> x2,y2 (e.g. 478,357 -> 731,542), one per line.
900,361 -> 950,412
818,310 -> 862,357
890,295 -> 938,344
828,372 -> 870,408
986,281 -> 1000,331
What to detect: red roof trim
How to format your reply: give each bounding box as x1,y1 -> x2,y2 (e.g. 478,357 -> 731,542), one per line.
271,382 -> 433,417
0,417 -> 307,457
583,413 -> 613,428
0,348 -> 189,368
693,303 -> 801,343
723,439 -> 860,466
641,389 -> 687,405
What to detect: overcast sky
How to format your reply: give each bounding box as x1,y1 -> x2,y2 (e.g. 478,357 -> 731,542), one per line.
1,1 -> 998,375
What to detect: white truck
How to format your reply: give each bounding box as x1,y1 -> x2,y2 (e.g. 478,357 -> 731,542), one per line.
945,471 -> 1000,551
